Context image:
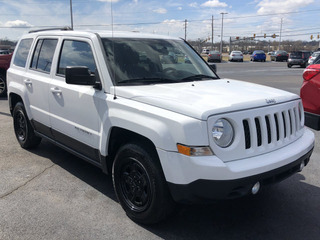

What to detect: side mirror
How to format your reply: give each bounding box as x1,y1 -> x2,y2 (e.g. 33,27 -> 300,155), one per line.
66,66 -> 96,85
208,63 -> 217,73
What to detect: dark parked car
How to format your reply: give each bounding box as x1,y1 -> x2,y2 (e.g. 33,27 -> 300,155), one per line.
288,51 -> 312,68
250,50 -> 266,62
207,51 -> 222,62
270,50 -> 289,61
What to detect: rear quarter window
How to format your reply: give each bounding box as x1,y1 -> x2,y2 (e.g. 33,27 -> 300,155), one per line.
13,38 -> 33,68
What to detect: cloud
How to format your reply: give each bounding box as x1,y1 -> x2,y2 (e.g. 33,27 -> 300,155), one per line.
4,20 -> 32,28
97,0 -> 120,2
177,7 -> 182,10
189,2 -> 198,8
153,8 -> 167,14
257,0 -> 314,14
201,0 -> 228,8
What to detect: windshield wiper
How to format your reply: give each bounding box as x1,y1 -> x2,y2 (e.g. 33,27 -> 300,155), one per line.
180,74 -> 217,82
117,77 -> 178,85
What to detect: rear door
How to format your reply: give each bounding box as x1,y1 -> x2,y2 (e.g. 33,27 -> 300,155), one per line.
48,37 -> 105,163
24,37 -> 58,137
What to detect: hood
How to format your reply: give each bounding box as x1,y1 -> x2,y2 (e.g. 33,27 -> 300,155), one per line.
115,79 -> 299,120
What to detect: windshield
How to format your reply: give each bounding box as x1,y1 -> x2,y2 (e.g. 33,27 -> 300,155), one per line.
102,38 -> 218,86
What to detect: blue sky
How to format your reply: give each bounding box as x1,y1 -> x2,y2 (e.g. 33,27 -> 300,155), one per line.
0,0 -> 319,42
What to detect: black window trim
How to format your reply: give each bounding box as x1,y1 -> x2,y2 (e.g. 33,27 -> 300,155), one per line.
29,37 -> 59,75
56,38 -> 98,79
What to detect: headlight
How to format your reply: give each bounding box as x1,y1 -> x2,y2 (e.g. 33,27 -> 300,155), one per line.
212,118 -> 234,148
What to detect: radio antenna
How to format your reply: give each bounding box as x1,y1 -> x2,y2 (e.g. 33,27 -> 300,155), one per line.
111,0 -> 117,100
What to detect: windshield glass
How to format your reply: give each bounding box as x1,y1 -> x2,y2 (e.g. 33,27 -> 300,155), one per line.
102,38 -> 218,86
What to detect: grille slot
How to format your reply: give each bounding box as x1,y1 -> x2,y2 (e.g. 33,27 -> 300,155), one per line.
265,116 -> 271,143
274,114 -> 280,141
243,120 -> 251,149
282,112 -> 287,138
255,118 -> 262,146
242,106 -> 302,150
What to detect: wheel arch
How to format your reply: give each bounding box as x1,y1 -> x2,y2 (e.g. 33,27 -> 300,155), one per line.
9,92 -> 23,116
104,127 -> 161,175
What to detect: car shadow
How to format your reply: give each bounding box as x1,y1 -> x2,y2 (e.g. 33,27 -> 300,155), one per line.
29,140 -> 117,202
29,140 -> 320,239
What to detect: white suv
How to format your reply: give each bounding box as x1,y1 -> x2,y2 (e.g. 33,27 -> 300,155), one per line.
7,29 -> 314,224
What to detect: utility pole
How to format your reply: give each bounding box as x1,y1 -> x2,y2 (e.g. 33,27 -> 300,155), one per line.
220,12 -> 228,53
184,19 -> 187,40
70,0 -> 74,29
278,17 -> 283,50
211,15 -> 214,50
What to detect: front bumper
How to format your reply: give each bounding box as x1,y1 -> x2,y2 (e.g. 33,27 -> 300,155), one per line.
168,148 -> 312,203
157,128 -> 314,203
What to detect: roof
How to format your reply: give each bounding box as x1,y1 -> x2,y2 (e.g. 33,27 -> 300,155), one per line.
23,28 -> 181,41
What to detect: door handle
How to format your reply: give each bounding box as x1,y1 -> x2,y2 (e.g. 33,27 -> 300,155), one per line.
50,87 -> 62,95
23,79 -> 32,86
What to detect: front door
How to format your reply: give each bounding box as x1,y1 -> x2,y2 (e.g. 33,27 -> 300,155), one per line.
48,38 -> 105,162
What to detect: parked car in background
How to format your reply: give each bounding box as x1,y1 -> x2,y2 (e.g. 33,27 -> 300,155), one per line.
288,51 -> 312,68
250,50 -> 266,62
267,51 -> 275,55
308,51 -> 320,65
270,50 -> 289,61
300,56 -> 320,130
0,53 -> 12,97
202,49 -> 210,54
229,51 -> 243,62
208,50 -> 222,62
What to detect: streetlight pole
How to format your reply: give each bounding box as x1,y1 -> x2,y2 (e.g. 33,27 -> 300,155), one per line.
278,17 -> 283,50
220,12 -> 228,53
211,15 -> 214,50
70,0 -> 74,29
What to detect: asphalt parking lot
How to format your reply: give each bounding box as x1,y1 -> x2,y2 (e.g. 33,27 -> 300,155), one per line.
1,61 -> 320,240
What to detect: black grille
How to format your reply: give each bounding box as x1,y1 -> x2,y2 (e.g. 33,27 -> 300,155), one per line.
243,107 -> 301,149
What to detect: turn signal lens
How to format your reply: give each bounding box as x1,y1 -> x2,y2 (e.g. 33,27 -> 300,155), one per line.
177,144 -> 213,156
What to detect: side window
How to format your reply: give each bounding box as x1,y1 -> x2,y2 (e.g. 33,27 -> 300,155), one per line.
13,38 -> 33,68
58,40 -> 96,76
30,39 -> 58,73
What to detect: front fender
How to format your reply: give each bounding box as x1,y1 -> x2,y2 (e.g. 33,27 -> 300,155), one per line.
99,96 -> 209,156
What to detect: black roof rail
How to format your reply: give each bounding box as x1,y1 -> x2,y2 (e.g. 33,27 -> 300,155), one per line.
28,26 -> 73,34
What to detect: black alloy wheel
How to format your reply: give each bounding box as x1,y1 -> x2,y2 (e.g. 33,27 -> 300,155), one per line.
13,102 -> 41,149
14,109 -> 27,142
120,158 -> 152,212
112,143 -> 175,224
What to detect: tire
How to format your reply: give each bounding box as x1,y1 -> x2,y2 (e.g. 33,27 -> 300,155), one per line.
0,74 -> 6,97
13,102 -> 41,149
287,64 -> 292,68
112,143 -> 175,224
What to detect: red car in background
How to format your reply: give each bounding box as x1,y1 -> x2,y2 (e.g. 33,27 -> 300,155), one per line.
0,52 -> 12,97
300,55 -> 320,130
